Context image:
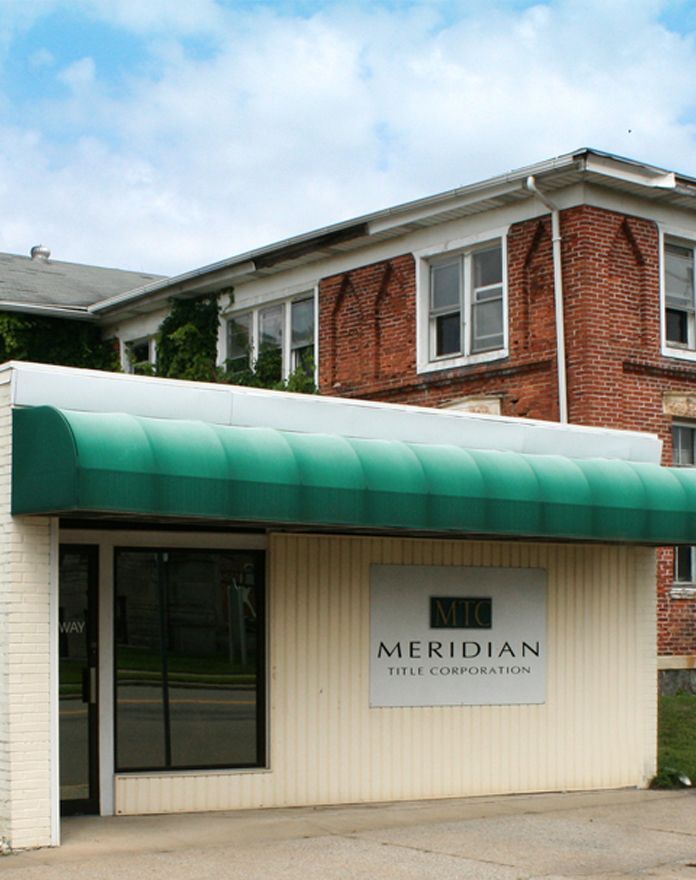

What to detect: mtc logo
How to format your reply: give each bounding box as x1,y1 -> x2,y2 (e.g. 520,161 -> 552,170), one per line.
430,596 -> 492,629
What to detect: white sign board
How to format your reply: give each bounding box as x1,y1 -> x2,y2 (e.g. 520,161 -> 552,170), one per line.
370,565 -> 546,707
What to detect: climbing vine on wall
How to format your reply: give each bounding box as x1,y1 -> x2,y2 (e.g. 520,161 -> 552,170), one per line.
155,293 -> 317,393
155,295 -> 221,382
0,312 -> 119,371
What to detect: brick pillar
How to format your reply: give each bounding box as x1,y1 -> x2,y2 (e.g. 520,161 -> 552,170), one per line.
0,380 -> 54,850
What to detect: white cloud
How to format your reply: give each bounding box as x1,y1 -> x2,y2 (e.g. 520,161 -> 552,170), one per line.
29,47 -> 54,68
1,0 -> 696,275
58,57 -> 97,90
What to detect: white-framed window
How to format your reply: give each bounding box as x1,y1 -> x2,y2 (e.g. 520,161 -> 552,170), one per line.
123,337 -> 156,374
417,235 -> 507,374
225,292 -> 316,383
672,423 -> 696,590
661,231 -> 696,363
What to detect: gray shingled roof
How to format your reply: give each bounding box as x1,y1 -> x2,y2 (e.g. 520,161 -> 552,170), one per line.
0,251 -> 164,309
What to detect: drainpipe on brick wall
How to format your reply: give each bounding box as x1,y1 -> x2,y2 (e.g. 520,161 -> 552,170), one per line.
524,176 -> 568,424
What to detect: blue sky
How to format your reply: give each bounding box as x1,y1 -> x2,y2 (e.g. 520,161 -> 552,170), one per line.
1,0 -> 696,275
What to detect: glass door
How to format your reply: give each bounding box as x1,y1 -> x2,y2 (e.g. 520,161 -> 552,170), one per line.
59,545 -> 99,815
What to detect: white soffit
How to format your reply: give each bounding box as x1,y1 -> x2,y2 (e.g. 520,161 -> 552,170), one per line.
4,362 -> 661,464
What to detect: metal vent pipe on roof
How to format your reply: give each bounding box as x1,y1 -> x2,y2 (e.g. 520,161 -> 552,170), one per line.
30,245 -> 50,262
524,176 -> 568,424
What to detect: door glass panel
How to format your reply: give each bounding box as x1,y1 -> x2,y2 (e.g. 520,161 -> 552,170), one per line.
59,546 -> 97,810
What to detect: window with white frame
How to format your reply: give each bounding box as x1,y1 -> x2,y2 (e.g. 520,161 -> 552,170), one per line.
664,239 -> 696,350
124,337 -> 156,374
226,294 -> 315,382
427,241 -> 505,364
672,423 -> 696,585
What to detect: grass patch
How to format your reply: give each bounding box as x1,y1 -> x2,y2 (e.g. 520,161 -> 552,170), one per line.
653,693 -> 696,788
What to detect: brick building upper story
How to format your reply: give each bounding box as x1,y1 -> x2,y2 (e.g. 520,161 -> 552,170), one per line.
5,146 -> 696,664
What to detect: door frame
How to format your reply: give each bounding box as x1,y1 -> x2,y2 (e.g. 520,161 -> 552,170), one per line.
59,528 -> 268,820
59,543 -> 100,816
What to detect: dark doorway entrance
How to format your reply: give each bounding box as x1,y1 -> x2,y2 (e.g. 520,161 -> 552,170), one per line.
59,545 -> 99,815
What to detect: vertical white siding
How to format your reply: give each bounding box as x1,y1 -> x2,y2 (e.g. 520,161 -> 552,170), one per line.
116,534 -> 657,815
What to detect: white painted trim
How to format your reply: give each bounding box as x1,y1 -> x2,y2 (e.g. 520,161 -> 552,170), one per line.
222,279 -> 318,314
98,544 -> 114,816
49,518 -> 60,846
669,585 -> 696,599
415,227 -> 509,375
658,223 -> 696,363
312,284 -> 319,388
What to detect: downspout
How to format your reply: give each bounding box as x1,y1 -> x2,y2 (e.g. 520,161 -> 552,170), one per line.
524,176 -> 568,423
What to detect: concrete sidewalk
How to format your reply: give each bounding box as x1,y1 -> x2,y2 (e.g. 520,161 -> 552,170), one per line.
3,788 -> 696,879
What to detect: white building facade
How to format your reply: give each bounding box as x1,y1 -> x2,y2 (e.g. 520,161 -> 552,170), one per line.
1,361 -> 690,849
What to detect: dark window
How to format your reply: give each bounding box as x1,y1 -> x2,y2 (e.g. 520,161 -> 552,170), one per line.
114,548 -> 264,772
429,243 -> 504,360
227,313 -> 252,374
665,242 -> 695,348
675,545 -> 693,583
291,297 -> 314,375
672,426 -> 696,584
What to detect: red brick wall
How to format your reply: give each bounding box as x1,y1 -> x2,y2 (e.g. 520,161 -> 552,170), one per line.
318,220 -> 560,419
317,205 -> 696,656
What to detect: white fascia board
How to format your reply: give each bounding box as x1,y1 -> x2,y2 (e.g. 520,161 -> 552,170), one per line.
368,180 -> 527,235
583,154 -> 677,189
580,184 -> 696,234
4,361 -> 661,464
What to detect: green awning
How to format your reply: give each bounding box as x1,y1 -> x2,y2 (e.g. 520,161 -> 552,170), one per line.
12,405 -> 696,543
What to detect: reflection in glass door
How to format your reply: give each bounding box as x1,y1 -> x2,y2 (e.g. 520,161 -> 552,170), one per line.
59,546 -> 99,815
114,549 -> 265,772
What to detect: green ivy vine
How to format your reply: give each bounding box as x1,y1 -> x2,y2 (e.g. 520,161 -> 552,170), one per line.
155,294 -> 317,393
0,312 -> 119,371
0,292 -> 316,394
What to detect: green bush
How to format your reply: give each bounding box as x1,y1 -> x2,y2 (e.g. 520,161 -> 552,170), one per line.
0,312 -> 119,371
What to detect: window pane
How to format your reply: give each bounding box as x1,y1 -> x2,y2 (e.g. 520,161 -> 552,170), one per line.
435,312 -> 461,356
257,305 -> 283,382
675,545 -> 693,583
227,314 -> 252,372
472,298 -> 503,352
292,344 -> 314,376
115,549 -> 264,772
667,308 -> 689,345
129,340 -> 150,363
115,550 -> 166,771
259,304 -> 283,348
665,244 -> 693,307
431,262 -> 460,311
291,298 -> 314,349
166,552 -> 261,768
672,426 -> 695,466
474,246 -> 502,288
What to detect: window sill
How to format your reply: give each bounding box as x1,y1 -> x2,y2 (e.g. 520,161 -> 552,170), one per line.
662,344 -> 696,364
417,348 -> 508,375
670,584 -> 696,599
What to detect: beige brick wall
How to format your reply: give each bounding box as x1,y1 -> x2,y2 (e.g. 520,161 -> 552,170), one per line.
0,382 -> 54,850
